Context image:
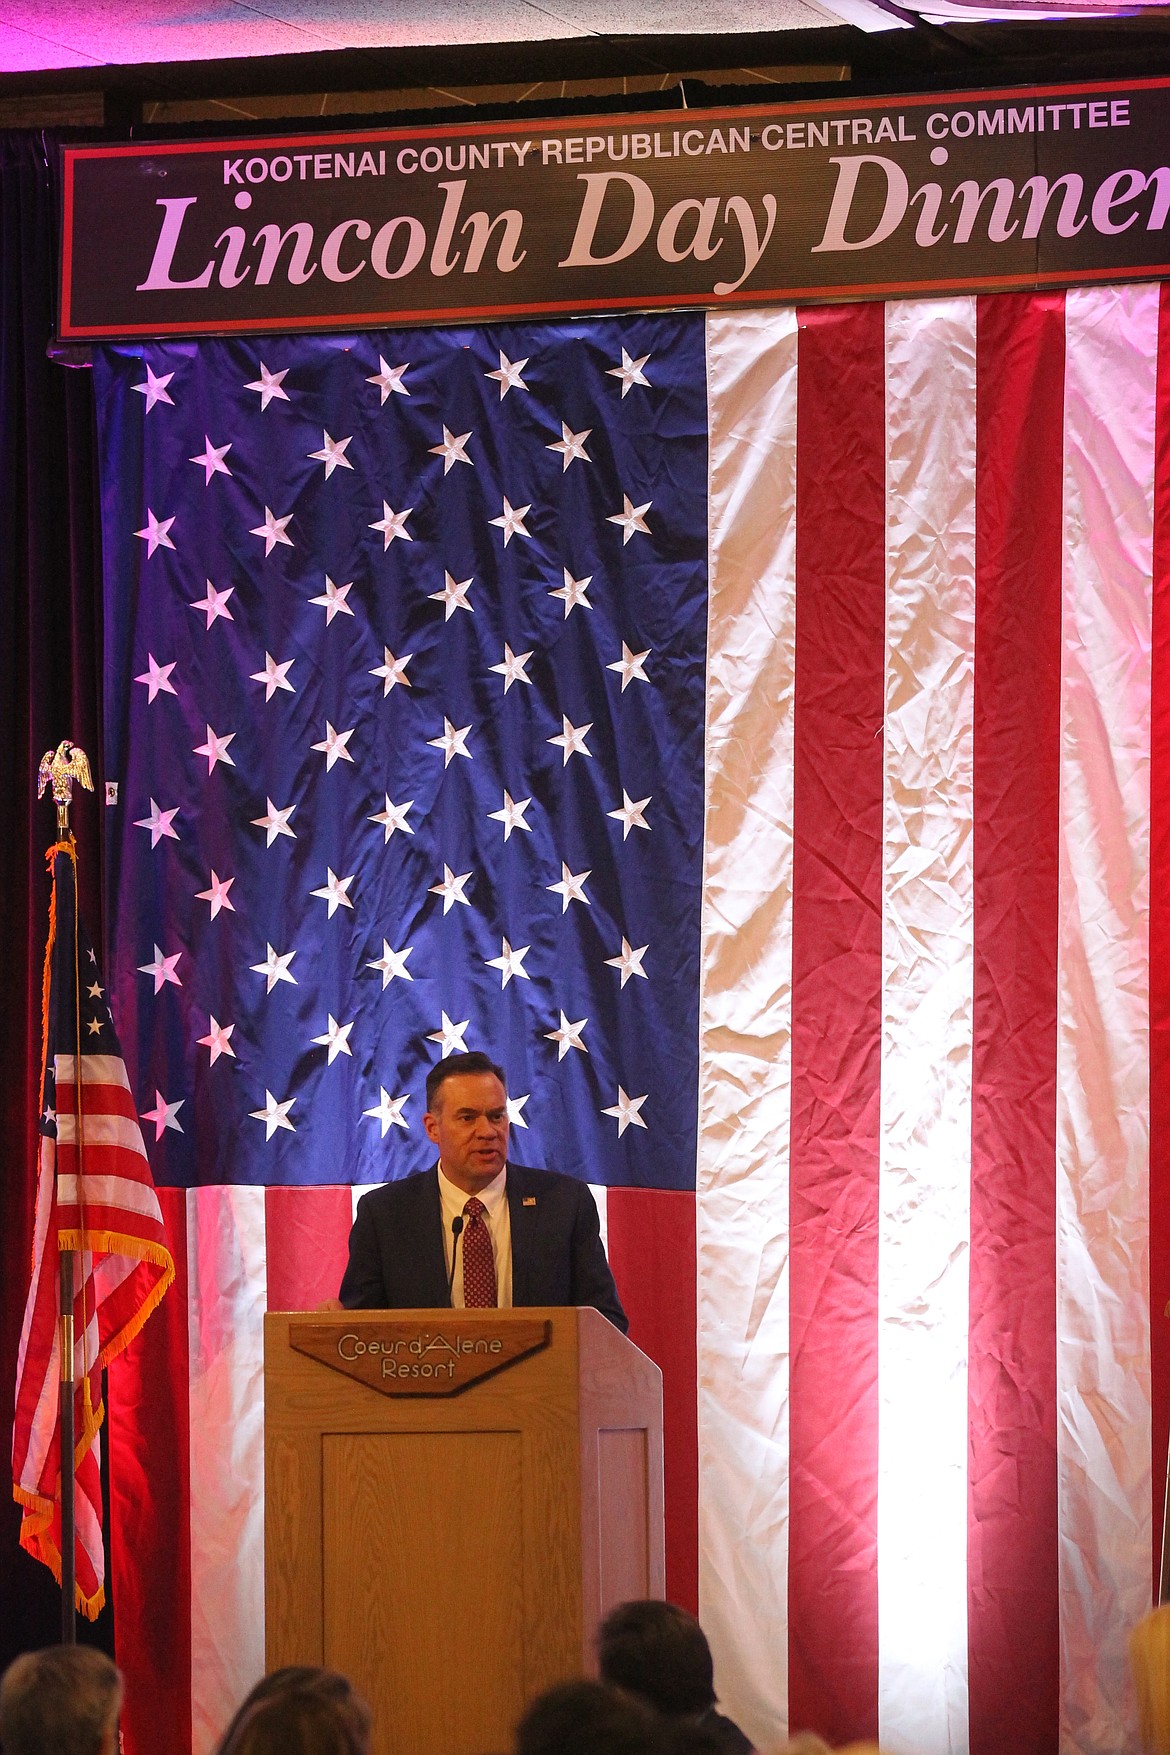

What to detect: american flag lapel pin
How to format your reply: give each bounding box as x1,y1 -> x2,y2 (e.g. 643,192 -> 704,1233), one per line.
522,1197 -> 537,1206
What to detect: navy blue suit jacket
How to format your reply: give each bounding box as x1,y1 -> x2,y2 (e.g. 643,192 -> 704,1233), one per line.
338,1163 -> 628,1332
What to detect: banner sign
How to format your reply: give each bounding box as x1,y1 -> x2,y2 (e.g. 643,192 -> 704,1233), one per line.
287,1317 -> 552,1396
60,76 -> 1170,339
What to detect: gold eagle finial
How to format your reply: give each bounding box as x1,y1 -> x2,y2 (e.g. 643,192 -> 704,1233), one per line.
37,739 -> 94,832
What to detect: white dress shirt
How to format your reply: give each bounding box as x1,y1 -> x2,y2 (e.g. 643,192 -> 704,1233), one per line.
438,1162 -> 513,1308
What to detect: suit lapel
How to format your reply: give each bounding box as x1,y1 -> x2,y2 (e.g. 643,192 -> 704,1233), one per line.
414,1167 -> 450,1307
506,1165 -> 537,1307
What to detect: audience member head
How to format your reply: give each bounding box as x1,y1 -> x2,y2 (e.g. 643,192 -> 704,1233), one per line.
0,1645 -> 123,1755
1132,1604 -> 1170,1755
515,1680 -> 661,1755
657,1721 -> 732,1755
215,1667 -> 371,1755
597,1600 -> 717,1718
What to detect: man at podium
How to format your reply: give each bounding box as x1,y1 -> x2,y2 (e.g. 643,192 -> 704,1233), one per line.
339,1052 -> 628,1332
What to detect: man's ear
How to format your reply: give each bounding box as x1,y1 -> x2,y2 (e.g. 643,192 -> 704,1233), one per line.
423,1111 -> 440,1145
97,1720 -> 118,1755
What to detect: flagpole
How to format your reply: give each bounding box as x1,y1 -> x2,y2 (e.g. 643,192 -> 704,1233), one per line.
37,740 -> 93,1645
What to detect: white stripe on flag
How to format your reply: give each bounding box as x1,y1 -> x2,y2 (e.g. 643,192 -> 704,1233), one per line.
14,1153 -> 56,1393
352,1183 -> 381,1227
878,296 -> 976,1755
55,1053 -> 132,1088
587,1185 -> 608,1257
699,308 -> 799,1749
76,1258 -> 138,1378
1057,283 -> 1157,1755
77,1295 -> 99,1379
55,1116 -> 148,1158
58,1170 -> 160,1213
92,1250 -> 140,1304
16,1331 -> 59,1488
75,1460 -> 105,1577
187,1185 -> 267,1755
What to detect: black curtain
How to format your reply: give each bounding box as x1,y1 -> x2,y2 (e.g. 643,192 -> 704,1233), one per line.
0,128 -> 111,1664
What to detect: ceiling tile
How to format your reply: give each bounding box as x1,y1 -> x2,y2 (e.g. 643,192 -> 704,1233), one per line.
0,17 -> 103,64
549,0 -> 837,30
244,0 -> 586,49
0,0 -> 345,68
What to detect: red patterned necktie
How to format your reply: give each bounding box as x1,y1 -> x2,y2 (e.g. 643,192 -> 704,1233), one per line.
461,1197 -> 497,1308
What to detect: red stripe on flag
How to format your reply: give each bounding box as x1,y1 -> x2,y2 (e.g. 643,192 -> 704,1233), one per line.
967,291 -> 1064,1755
109,1186 -> 192,1755
788,300 -> 886,1746
11,1165 -> 57,1481
56,1198 -> 157,1233
54,1076 -> 139,1122
1151,281 -> 1170,1599
605,1187 -> 698,1612
265,1185 -> 354,1311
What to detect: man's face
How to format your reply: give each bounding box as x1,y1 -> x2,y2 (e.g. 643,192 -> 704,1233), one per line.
424,1071 -> 510,1193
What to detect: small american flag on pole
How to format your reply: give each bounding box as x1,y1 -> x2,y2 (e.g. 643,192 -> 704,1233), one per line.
11,836 -> 174,1617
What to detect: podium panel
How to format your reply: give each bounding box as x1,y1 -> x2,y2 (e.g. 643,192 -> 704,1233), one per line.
596,1430 -> 650,1607
323,1433 -> 525,1755
265,1307 -> 664,1755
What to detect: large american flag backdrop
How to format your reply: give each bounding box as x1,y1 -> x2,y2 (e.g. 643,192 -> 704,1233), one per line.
94,286 -> 1170,1755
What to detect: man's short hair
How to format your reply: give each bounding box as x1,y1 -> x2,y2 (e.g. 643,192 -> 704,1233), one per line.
425,1052 -> 506,1111
215,1669 -> 371,1755
597,1600 -> 717,1716
515,1680 -> 660,1755
0,1646 -> 123,1755
215,1666 -> 369,1755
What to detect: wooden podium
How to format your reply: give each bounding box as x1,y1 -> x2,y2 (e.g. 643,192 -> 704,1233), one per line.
264,1307 -> 664,1755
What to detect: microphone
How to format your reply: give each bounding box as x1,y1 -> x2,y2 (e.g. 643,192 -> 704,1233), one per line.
447,1214 -> 464,1301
